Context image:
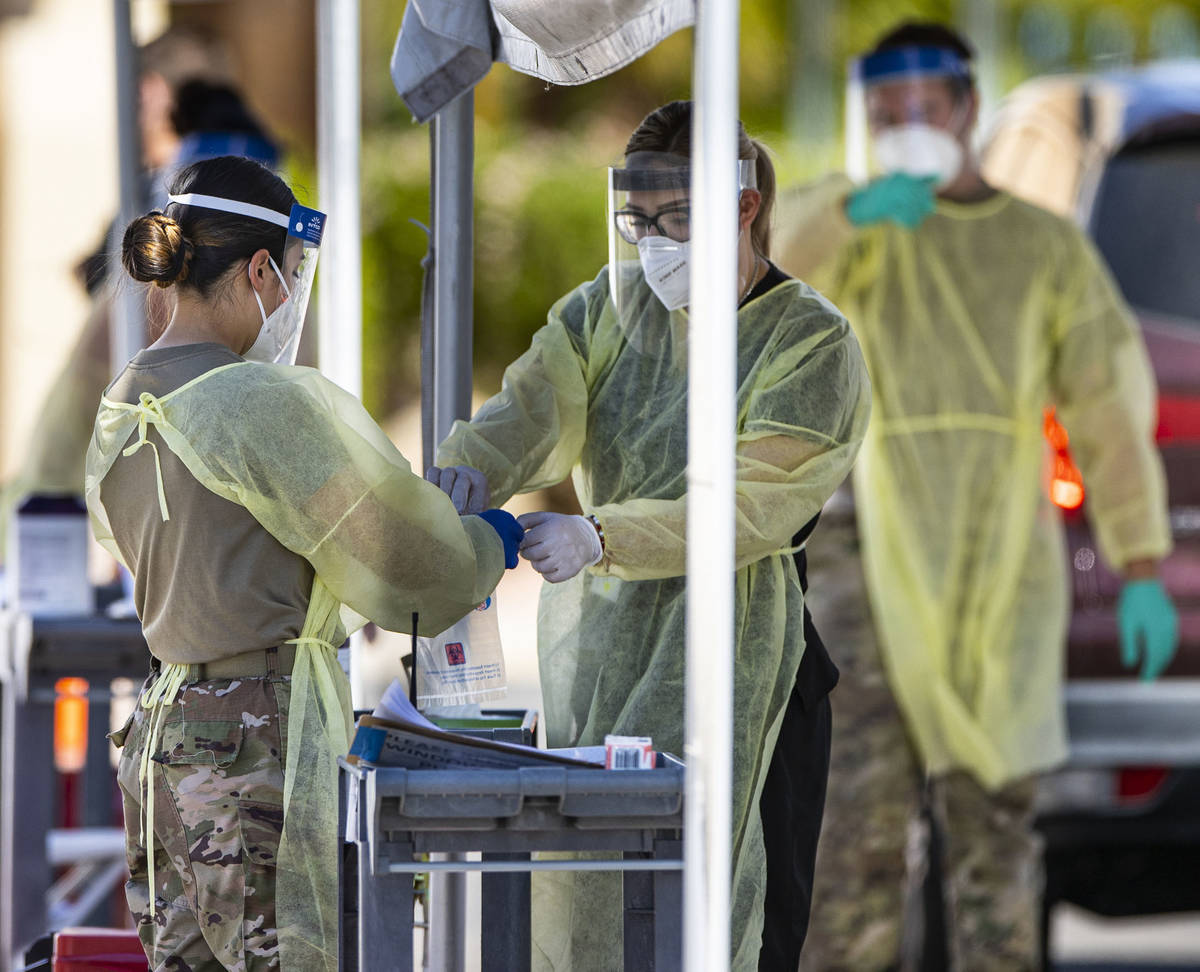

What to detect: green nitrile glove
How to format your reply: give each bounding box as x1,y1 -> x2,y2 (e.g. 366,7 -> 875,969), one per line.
845,173 -> 938,230
1118,578 -> 1179,681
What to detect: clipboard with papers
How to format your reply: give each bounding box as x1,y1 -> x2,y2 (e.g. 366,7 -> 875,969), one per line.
347,682 -> 606,770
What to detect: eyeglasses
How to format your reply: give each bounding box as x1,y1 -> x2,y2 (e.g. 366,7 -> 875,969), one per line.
613,204 -> 691,244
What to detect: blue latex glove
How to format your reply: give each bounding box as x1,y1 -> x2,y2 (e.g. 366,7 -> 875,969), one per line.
1118,578 -> 1179,681
845,173 -> 938,230
477,509 -> 524,569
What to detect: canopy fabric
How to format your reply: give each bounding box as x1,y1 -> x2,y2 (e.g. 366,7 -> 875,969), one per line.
391,0 -> 694,121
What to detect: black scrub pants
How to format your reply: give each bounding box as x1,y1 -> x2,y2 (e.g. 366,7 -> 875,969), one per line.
758,537 -> 838,972
757,656 -> 833,970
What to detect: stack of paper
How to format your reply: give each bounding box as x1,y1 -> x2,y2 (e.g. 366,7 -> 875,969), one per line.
348,683 -> 603,770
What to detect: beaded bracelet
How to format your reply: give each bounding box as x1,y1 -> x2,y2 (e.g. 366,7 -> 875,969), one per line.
586,513 -> 606,554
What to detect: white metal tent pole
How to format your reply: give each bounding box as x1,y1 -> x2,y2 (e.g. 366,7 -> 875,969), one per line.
111,0 -> 145,377
317,0 -> 362,399
958,0 -> 1001,128
787,0 -> 836,153
685,0 -> 740,966
317,0 -> 364,700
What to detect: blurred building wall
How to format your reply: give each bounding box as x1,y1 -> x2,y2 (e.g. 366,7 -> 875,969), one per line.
0,0 -> 123,480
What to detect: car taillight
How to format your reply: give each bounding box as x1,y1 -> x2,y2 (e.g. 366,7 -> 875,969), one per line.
1155,395 -> 1200,444
1116,766 -> 1169,805
1050,461 -> 1084,509
54,677 -> 88,774
1045,408 -> 1085,510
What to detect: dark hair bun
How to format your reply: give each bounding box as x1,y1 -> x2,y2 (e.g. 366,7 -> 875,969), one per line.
121,211 -> 194,288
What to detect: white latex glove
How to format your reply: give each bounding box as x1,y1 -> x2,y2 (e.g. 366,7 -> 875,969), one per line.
517,512 -> 603,583
424,464 -> 490,514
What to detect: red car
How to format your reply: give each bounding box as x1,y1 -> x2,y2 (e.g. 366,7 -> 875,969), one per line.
983,62 -> 1200,945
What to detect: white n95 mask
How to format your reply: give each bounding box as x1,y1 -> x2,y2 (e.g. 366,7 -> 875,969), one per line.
637,235 -> 690,311
872,124 -> 964,188
245,255 -> 300,363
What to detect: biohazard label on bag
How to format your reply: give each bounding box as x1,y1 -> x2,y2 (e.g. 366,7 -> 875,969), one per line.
415,593 -> 508,706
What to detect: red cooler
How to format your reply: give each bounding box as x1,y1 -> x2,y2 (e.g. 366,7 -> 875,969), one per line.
53,928 -> 148,971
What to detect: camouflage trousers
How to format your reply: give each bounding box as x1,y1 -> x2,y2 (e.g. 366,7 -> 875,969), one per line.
798,512 -> 1043,972
112,672 -> 291,972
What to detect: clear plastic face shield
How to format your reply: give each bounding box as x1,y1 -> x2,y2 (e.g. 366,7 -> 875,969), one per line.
607,152 -> 757,340
166,192 -> 327,365
845,46 -> 974,187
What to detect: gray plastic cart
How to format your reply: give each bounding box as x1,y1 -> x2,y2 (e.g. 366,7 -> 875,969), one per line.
0,613 -> 147,969
338,755 -> 684,971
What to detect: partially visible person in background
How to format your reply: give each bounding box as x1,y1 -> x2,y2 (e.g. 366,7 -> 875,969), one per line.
78,27 -> 238,297
428,100 -> 871,970
776,20 -> 1177,971
0,28 -> 276,566
169,78 -> 280,175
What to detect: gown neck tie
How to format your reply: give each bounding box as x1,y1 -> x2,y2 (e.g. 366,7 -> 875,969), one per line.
119,392 -> 171,521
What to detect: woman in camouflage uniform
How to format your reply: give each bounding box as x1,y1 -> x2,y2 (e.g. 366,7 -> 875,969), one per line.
91,156 -> 522,971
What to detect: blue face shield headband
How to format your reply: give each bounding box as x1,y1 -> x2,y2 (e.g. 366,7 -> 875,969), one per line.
854,45 -> 973,85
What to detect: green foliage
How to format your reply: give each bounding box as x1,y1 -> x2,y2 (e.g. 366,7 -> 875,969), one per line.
361,132 -> 429,418
472,126 -> 610,386
357,124 -> 612,417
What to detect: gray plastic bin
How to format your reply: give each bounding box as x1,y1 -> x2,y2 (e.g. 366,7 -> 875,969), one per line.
338,753 -> 684,971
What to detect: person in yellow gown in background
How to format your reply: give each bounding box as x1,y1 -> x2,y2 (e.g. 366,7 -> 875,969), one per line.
776,21 -> 1178,971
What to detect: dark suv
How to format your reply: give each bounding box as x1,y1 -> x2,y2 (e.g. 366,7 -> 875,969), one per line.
983,62 -> 1200,945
